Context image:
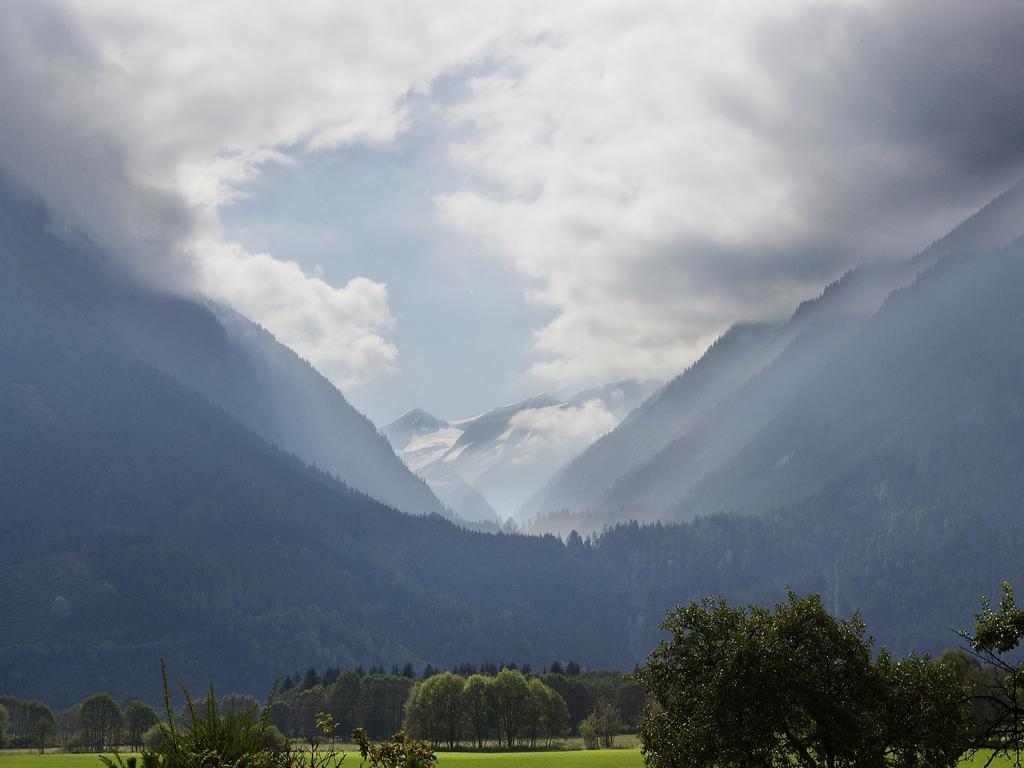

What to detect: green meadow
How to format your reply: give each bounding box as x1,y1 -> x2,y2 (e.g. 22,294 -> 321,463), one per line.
0,751 -> 1020,768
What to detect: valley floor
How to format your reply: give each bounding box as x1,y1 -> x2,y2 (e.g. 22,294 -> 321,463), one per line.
0,750 -> 1019,767
0,751 -> 644,768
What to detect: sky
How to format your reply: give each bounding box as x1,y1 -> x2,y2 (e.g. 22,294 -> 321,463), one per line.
1,0 -> 1023,423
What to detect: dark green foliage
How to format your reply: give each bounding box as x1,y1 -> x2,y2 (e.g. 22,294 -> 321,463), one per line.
402,669 -> 569,750
31,715 -> 55,753
960,582 -> 1024,764
638,592 -> 972,768
0,703 -> 8,746
0,187 -> 624,706
78,694 -> 122,752
104,663 -> 300,768
125,700 -> 160,752
579,702 -> 622,749
353,728 -> 436,768
4,179 -> 1024,714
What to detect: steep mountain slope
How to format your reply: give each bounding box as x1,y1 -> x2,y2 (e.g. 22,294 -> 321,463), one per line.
0,187 -> 625,705
528,182 -> 1024,528
3,180 -> 1024,713
673,233 -> 1024,521
88,263 -> 443,517
383,382 -> 654,520
520,323 -> 783,525
607,236 -> 1024,656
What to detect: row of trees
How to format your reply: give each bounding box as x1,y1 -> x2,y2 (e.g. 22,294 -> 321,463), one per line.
281,659 -> 586,693
403,669 -> 569,749
270,663 -> 646,744
0,693 -> 158,752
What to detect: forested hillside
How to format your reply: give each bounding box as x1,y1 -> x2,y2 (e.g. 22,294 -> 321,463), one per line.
528,183 -> 1024,529
0,188 -> 624,705
0,182 -> 442,518
1,182 -> 1022,711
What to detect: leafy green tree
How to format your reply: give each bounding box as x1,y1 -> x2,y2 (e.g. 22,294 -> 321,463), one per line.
581,701 -> 622,749
523,679 -> 547,748
55,707 -> 79,750
78,693 -> 123,751
461,674 -> 493,748
403,683 -> 431,745
31,716 -> 56,753
492,668 -> 529,748
638,591 -> 971,768
579,714 -> 599,749
219,695 -> 259,718
267,701 -> 292,737
0,702 -> 8,747
303,667 -> 321,690
960,581 -> 1024,763
875,651 -> 975,767
541,685 -> 569,746
325,671 -> 361,734
124,700 -> 159,752
425,672 -> 464,749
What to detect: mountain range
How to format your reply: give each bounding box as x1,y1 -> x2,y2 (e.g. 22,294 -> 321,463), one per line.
526,181 -> 1024,533
382,382 -> 656,522
2,174 -> 1024,710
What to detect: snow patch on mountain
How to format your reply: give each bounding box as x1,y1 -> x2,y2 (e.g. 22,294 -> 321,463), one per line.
381,380 -> 658,521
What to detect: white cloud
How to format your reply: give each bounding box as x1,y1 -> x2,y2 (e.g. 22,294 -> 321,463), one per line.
3,0 -> 1022,393
0,0 -> 516,388
508,399 -> 619,449
198,240 -> 397,386
438,0 -> 1024,388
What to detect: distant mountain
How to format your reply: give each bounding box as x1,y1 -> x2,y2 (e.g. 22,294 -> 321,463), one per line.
527,182 -> 1024,532
89,269 -> 443,519
382,382 -> 656,520
3,176 -> 1024,713
0,182 -> 628,705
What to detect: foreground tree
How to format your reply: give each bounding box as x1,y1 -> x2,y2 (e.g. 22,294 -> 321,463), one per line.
638,591 -> 971,768
353,728 -> 436,768
960,581 -> 1024,764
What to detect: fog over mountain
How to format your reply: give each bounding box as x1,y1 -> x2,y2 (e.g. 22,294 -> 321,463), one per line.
528,181 -> 1024,533
4,0 -> 1024,723
2,1 -> 1024,421
4,174 -> 1024,708
382,381 -> 656,521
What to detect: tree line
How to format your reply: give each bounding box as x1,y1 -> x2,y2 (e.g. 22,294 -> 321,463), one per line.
403,669 -> 568,749
0,693 -> 158,752
0,662 -> 643,753
270,661 -> 646,744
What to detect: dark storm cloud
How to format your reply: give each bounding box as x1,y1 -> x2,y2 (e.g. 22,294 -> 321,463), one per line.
747,0 -> 1024,257
0,0 -> 197,291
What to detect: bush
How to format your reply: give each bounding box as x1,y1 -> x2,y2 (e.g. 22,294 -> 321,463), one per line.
579,718 -> 598,750
263,725 -> 286,750
141,724 -> 164,749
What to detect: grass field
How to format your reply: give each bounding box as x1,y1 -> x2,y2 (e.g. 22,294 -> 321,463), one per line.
0,749 -> 1019,767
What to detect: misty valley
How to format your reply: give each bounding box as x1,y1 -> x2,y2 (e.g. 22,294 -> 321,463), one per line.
3,2 -> 1024,767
